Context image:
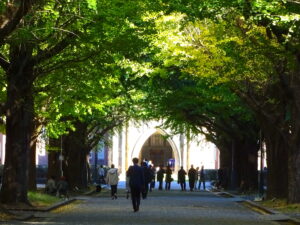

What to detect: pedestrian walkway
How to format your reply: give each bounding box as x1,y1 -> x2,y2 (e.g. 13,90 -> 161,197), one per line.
3,188 -> 279,225
108,180 -> 211,191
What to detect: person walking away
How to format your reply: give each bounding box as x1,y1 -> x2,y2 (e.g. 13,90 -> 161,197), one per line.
127,158 -> 145,212
177,166 -> 187,191
198,165 -> 206,190
195,167 -> 199,190
149,165 -> 156,192
106,164 -> 119,199
98,165 -> 105,185
165,165 -> 173,190
156,165 -> 165,190
45,176 -> 56,195
142,162 -> 152,199
188,165 -> 197,191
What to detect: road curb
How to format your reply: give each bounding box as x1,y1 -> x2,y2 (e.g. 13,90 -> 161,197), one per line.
213,191 -> 300,225
4,198 -> 77,222
6,198 -> 77,212
241,200 -> 277,214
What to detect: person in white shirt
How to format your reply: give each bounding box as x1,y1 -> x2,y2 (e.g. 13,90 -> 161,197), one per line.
106,164 -> 119,199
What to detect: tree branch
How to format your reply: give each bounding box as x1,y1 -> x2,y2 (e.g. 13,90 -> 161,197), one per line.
0,53 -> 10,71
0,0 -> 35,46
34,52 -> 96,77
87,120 -> 124,150
33,31 -> 78,66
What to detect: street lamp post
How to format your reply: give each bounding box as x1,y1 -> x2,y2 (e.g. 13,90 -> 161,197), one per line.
230,140 -> 237,190
94,150 -> 98,184
59,136 -> 64,177
259,130 -> 264,197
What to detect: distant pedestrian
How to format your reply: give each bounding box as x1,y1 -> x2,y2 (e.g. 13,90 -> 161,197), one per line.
195,167 -> 199,190
177,166 -> 187,191
217,168 -> 223,189
188,165 -> 197,191
165,165 -> 173,190
156,165 -> 165,190
142,162 -> 152,199
45,176 -> 56,195
127,158 -> 145,212
98,165 -> 105,185
56,176 -> 69,199
149,165 -> 156,192
198,166 -> 206,190
106,164 -> 119,200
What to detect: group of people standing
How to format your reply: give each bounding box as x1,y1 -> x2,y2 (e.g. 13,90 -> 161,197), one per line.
156,165 -> 173,190
178,165 -> 206,191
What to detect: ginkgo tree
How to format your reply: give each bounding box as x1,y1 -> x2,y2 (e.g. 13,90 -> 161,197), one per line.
143,3 -> 300,202
0,0 -> 160,204
141,62 -> 260,190
0,0 -> 105,204
161,0 -> 300,203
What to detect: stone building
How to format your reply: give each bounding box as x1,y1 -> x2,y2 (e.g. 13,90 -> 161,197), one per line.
104,121 -> 219,179
0,121 -> 219,181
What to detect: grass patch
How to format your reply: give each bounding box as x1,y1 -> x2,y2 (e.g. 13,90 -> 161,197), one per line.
28,191 -> 61,207
260,199 -> 300,214
0,211 -> 14,221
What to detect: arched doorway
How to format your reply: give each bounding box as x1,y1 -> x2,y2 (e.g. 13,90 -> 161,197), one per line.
139,132 -> 174,167
130,127 -> 181,172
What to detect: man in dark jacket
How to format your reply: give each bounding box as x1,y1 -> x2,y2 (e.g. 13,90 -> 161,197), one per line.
156,165 -> 165,190
178,166 -> 187,191
165,165 -> 173,190
127,158 -> 145,212
188,165 -> 197,192
142,162 -> 152,199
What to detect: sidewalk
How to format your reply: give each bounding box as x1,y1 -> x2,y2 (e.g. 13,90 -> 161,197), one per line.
6,188 -> 277,225
102,180 -> 211,190
216,190 -> 300,224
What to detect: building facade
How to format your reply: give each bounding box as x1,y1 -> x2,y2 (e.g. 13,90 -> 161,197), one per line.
106,121 -> 219,179
0,121 -> 219,181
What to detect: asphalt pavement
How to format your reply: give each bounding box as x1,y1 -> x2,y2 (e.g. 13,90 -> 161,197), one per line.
3,185 -> 282,225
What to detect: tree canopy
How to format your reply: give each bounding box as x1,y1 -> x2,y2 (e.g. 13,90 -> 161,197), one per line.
0,0 -> 300,204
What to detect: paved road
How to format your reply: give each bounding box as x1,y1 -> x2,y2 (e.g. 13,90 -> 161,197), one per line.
6,190 -> 280,225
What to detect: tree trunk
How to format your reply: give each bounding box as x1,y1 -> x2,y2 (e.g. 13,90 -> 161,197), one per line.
287,104 -> 300,203
286,86 -> 300,203
63,121 -> 89,190
28,122 -> 43,191
28,141 -> 37,191
217,141 -> 232,189
47,138 -> 62,180
264,129 -> 288,199
235,139 -> 259,191
288,145 -> 300,203
0,47 -> 34,204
